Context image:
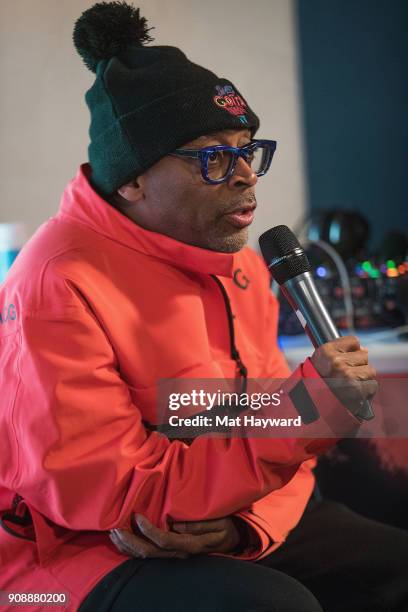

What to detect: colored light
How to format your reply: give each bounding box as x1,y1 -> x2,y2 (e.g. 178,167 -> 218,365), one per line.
398,265 -> 405,274
362,261 -> 372,272
387,259 -> 396,269
387,268 -> 399,278
380,263 -> 387,273
329,221 -> 341,244
316,266 -> 327,278
370,270 -> 380,278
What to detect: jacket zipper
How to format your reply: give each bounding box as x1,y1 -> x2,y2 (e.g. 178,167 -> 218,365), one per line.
210,275 -> 248,393
143,274 -> 249,436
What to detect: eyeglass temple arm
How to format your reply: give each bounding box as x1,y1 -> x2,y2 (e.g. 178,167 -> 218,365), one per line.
170,150 -> 201,159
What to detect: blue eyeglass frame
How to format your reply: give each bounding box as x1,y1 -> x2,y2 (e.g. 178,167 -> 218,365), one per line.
169,139 -> 277,185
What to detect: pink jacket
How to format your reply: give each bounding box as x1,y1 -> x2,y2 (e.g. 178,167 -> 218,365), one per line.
0,164 -> 355,610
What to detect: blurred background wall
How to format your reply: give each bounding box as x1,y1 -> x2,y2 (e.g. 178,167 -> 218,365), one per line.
0,0 -> 306,250
295,0 -> 408,250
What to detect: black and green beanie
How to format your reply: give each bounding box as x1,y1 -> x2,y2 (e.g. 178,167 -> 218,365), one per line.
73,1 -> 260,195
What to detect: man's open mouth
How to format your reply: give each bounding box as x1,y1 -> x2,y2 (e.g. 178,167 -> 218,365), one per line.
222,203 -> 257,229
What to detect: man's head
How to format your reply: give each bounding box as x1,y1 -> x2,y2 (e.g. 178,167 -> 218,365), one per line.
73,2 -> 266,252
111,128 -> 258,253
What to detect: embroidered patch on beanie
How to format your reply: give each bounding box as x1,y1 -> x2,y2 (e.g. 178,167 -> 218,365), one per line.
213,85 -> 248,124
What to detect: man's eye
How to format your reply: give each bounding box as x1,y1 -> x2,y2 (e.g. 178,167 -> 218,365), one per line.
208,151 -> 222,163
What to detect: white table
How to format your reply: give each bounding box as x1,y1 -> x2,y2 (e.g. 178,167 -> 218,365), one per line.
279,330 -> 408,375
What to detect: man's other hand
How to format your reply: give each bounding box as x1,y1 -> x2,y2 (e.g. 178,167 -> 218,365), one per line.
310,335 -> 378,409
109,514 -> 242,559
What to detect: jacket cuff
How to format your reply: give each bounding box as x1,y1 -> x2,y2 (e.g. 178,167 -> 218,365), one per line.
209,510 -> 281,561
301,358 -> 363,425
282,358 -> 362,449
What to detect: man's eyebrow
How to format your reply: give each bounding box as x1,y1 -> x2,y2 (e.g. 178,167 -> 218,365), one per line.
195,135 -> 212,143
193,131 -> 252,145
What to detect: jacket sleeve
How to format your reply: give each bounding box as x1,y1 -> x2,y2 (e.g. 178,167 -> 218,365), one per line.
223,287 -> 327,561
11,297 -> 359,537
227,458 -> 317,560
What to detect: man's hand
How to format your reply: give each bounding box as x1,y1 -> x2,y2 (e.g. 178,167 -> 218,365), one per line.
109,514 -> 242,560
310,335 -> 378,410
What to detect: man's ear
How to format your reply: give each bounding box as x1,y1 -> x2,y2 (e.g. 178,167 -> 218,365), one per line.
117,177 -> 144,203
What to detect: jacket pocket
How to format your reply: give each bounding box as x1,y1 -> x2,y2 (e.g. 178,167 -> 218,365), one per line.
0,504 -> 38,569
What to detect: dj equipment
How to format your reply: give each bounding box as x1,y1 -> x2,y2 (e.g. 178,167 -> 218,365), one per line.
277,249 -> 408,335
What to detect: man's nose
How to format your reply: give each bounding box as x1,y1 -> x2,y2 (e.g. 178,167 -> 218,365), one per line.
228,156 -> 258,188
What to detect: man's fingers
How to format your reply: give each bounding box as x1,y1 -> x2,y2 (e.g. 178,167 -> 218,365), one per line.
344,349 -> 369,367
110,515 -> 238,558
177,530 -> 225,553
135,515 -> 192,551
109,530 -> 189,559
311,334 -> 378,408
136,515 -> 223,553
342,364 -> 377,382
110,529 -> 156,558
328,335 -> 361,352
135,515 -> 190,549
172,518 -> 226,534
332,349 -> 369,369
110,530 -> 149,557
329,370 -> 378,400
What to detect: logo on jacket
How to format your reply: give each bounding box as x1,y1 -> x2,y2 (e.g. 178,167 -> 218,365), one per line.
213,85 -> 248,125
233,269 -> 250,290
0,303 -> 17,324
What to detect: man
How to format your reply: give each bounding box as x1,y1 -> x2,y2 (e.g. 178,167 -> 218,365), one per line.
0,3 -> 407,611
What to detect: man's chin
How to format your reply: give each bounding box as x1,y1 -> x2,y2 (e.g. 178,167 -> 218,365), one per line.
205,227 -> 249,253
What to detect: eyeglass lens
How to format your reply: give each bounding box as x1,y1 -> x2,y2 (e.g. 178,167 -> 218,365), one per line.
206,145 -> 269,180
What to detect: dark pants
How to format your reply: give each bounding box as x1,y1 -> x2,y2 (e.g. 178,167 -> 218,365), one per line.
79,500 -> 408,612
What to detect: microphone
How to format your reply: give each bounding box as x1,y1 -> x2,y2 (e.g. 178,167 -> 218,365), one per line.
259,224 -> 375,422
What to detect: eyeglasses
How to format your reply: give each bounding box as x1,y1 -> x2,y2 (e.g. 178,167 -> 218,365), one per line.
169,139 -> 277,185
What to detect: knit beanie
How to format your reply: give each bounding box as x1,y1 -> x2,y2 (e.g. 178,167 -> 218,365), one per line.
73,1 -> 260,195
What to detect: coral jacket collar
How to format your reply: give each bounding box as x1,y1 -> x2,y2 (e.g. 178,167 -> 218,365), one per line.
59,163 -> 236,278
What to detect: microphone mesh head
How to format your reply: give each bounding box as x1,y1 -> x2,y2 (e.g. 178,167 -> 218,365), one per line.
259,225 -> 301,260
259,225 -> 311,284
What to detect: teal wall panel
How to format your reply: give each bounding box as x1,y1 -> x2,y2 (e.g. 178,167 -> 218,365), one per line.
295,0 -> 407,249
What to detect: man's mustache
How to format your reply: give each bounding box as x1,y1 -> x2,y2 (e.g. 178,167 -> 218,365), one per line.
219,193 -> 257,216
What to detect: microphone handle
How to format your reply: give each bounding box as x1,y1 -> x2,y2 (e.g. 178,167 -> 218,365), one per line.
280,272 -> 375,421
282,272 -> 339,347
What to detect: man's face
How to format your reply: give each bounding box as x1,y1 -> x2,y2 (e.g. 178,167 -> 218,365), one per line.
116,128 -> 258,253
